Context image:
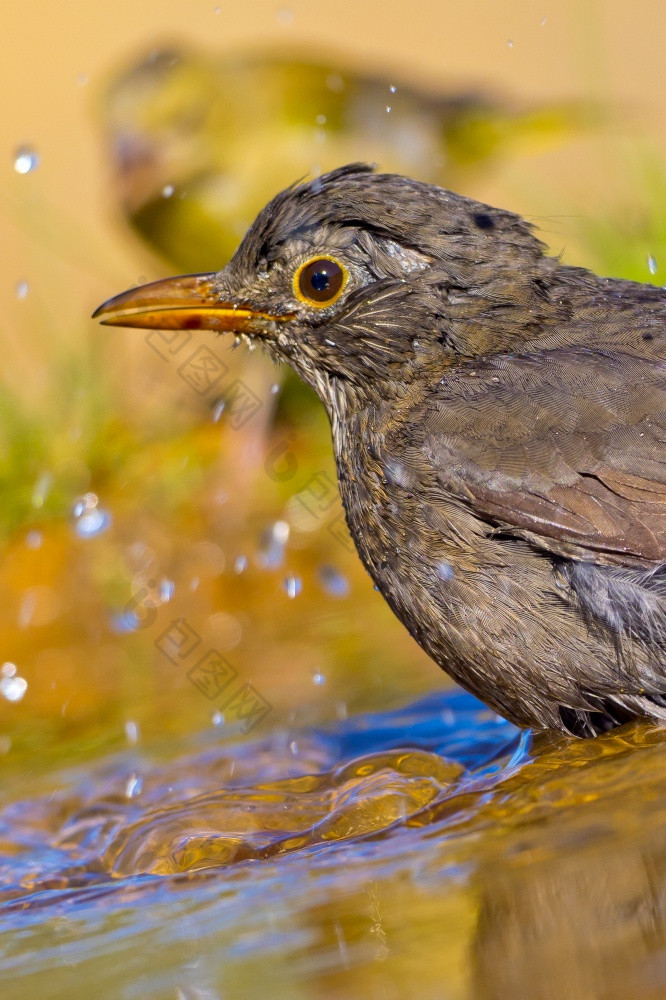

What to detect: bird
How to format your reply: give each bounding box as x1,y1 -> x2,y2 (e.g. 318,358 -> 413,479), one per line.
102,46 -> 584,271
95,163 -> 666,737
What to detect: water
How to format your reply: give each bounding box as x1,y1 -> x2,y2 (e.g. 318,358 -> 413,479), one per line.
71,493 -> 112,538
2,688 -> 665,999
0,662 -> 27,703
13,147 -> 39,174
283,574 -> 302,599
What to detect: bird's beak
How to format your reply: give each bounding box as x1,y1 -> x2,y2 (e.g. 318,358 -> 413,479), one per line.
93,272 -> 288,332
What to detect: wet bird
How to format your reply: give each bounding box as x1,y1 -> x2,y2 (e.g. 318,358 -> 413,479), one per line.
95,164 -> 666,737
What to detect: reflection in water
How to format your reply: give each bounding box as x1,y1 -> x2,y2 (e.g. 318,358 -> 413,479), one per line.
3,692 -> 666,998
473,726 -> 666,1000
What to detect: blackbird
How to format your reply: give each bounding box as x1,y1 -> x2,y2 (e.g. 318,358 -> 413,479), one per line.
95,163 -> 666,737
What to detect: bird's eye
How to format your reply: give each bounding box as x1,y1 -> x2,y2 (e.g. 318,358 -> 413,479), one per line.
294,256 -> 348,308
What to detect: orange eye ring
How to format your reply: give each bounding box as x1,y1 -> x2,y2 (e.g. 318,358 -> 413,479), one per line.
293,255 -> 348,308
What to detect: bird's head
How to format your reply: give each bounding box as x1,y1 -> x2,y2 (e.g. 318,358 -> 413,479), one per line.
95,163 -> 551,405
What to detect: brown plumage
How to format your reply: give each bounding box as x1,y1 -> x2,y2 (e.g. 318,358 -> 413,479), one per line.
95,164 -> 666,736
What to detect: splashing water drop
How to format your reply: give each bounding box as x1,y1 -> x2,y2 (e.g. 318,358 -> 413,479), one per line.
212,710 -> 224,726
283,574 -> 302,599
385,106 -> 392,114
507,39 -> 514,48
16,280 -> 29,301
258,521 -> 290,569
436,561 -> 455,581
125,720 -> 139,745
14,147 -> 40,174
125,774 -> 143,798
234,555 -> 248,574
0,663 -> 27,703
312,670 -> 326,686
72,493 -> 112,538
318,564 -> 350,597
162,184 -> 175,198
389,84 -> 397,94
31,472 -> 52,509
648,254 -> 658,275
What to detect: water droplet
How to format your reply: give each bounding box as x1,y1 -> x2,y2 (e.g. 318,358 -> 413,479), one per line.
72,493 -> 111,538
315,114 -> 327,126
273,519 -> 291,543
389,84 -> 397,94
159,578 -> 175,602
385,106 -> 392,114
283,574 -> 302,599
212,710 -> 224,726
507,39 -> 514,48
1,663 -> 27,703
31,472 -> 52,509
18,590 -> 36,629
312,670 -> 326,686
14,147 -> 39,174
0,675 -> 27,703
436,561 -> 455,581
124,720 -> 139,745
318,564 -> 350,597
540,16 -> 547,26
162,184 -> 175,198
270,383 -> 280,394
234,555 -> 248,574
125,774 -> 143,798
111,610 -> 141,633
25,530 -> 43,549
16,280 -> 29,300
258,521 -> 290,569
648,254 -> 658,275
289,739 -> 299,755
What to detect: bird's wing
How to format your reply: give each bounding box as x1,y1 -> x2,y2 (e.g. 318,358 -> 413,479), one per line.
399,347 -> 666,566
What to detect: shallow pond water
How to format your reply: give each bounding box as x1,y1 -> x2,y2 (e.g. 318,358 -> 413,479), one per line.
3,680 -> 666,1000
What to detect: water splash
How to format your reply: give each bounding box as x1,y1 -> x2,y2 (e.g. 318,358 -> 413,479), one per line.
13,147 -> 39,174
318,564 -> 350,597
72,493 -> 112,538
283,574 -> 302,599
0,663 -> 27,703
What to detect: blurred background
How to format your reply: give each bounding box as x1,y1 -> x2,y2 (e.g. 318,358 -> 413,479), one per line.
2,0 -> 666,762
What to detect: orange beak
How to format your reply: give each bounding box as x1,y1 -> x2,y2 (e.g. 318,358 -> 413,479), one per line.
93,272 -> 289,332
